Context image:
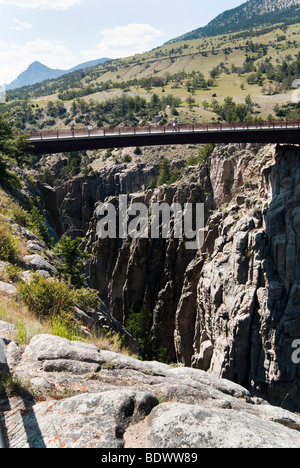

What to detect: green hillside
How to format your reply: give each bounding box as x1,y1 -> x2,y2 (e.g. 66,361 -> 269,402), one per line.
168,0 -> 300,43
1,21 -> 300,132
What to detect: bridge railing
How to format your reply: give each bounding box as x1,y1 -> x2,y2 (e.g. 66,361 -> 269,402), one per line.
29,120 -> 300,140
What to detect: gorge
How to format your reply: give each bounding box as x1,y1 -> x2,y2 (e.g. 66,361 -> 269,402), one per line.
2,0 -> 300,448
42,141 -> 300,412
2,117 -> 300,448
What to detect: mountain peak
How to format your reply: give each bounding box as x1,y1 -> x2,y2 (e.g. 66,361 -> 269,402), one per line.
7,61 -> 65,91
6,57 -> 110,91
29,61 -> 47,68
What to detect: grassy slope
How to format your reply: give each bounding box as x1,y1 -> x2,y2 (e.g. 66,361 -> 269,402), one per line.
4,22 -> 300,128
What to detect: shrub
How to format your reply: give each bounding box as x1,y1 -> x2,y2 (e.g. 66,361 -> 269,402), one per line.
123,154 -> 132,163
73,287 -> 99,313
198,144 -> 215,164
148,178 -> 156,189
16,319 -> 27,345
0,161 -> 22,189
18,275 -> 75,319
0,220 -> 20,262
18,274 -> 99,323
157,158 -> 182,186
42,168 -> 53,186
0,192 -> 29,227
0,114 -> 30,184
10,204 -> 29,227
186,153 -> 199,167
157,157 -> 171,186
134,147 -> 142,155
5,264 -> 22,282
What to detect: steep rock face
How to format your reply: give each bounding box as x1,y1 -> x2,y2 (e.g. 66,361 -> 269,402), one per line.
176,144 -> 300,410
85,164 -> 214,360
174,144 -> 274,370
55,163 -> 159,237
83,143 -> 300,410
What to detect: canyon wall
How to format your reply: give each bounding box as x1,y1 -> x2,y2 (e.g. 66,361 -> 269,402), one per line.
56,143 -> 300,410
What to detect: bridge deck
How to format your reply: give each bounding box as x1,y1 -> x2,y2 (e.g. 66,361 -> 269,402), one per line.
28,122 -> 300,154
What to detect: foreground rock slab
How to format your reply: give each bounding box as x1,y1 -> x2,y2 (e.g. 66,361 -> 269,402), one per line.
148,403 -> 300,449
1,333 -> 300,448
22,391 -> 158,448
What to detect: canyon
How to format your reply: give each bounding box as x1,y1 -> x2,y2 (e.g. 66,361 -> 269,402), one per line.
2,0 -> 300,450
2,141 -> 300,447
48,141 -> 300,412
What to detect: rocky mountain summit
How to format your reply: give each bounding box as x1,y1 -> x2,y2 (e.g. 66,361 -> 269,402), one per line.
210,0 -> 300,27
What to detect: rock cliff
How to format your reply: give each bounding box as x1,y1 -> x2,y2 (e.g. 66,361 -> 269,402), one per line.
2,142 -> 300,447
82,143 -> 300,411
184,144 -> 300,411
55,162 -> 160,237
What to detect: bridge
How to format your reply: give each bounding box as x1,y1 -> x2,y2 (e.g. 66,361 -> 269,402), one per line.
29,121 -> 300,154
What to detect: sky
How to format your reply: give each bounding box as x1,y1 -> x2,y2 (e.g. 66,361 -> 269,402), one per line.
0,0 -> 246,85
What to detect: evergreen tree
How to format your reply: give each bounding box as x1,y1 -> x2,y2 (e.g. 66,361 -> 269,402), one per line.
157,157 -> 171,186
0,113 -> 31,185
54,235 -> 91,288
126,305 -> 153,360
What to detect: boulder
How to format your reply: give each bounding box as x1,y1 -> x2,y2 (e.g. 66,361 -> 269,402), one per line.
148,403 -> 300,448
0,281 -> 17,296
23,255 -> 58,275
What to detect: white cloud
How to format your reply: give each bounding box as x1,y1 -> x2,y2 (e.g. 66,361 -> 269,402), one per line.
0,39 -> 76,84
10,19 -> 33,31
83,23 -> 165,60
0,0 -> 82,10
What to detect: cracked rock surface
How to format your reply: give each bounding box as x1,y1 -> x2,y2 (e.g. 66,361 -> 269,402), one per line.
1,333 -> 300,448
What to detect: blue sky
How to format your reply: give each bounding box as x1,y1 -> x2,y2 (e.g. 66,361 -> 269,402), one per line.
0,0 -> 246,84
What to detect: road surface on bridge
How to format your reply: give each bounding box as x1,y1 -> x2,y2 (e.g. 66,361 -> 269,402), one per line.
28,121 -> 300,154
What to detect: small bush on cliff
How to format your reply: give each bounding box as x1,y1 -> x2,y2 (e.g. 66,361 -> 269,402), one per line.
18,274 -> 99,321
157,158 -> 181,187
18,275 -> 75,320
0,220 -> 20,263
198,144 -> 215,164
0,160 -> 22,189
73,287 -> 99,312
5,264 -> 22,282
0,113 -> 31,188
157,158 -> 171,186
